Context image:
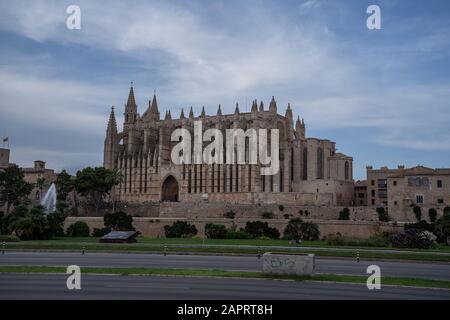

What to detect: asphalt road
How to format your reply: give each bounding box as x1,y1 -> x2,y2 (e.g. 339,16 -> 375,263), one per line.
1,274 -> 449,300
1,251 -> 449,280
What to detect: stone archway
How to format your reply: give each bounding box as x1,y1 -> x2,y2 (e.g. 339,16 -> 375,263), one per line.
161,175 -> 179,202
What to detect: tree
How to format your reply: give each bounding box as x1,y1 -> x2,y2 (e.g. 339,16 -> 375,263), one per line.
435,214 -> 450,245
164,221 -> 198,238
104,211 -> 134,231
376,207 -> 390,222
428,208 -> 438,223
205,223 -> 227,239
244,221 -> 280,239
444,207 -> 450,217
55,170 -> 74,202
6,204 -> 67,240
283,218 -> 320,241
10,206 -> 49,240
46,202 -> 68,237
66,221 -> 90,237
339,208 -> 350,220
74,167 -> 121,214
0,165 -> 33,213
412,205 -> 422,221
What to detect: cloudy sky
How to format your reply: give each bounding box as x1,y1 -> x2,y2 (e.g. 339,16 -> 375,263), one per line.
0,0 -> 449,179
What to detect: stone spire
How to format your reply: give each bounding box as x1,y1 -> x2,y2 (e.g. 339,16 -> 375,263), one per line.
180,108 -> 185,119
251,100 -> 258,113
126,84 -> 137,110
296,115 -> 306,139
217,104 -> 222,115
164,110 -> 172,120
200,106 -> 206,117
269,96 -> 277,113
104,106 -> 118,169
234,103 -> 240,114
142,90 -> 160,121
259,101 -> 264,112
106,106 -> 118,136
124,83 -> 138,124
296,115 -> 301,130
150,92 -> 159,114
189,106 -> 194,119
285,103 -> 293,121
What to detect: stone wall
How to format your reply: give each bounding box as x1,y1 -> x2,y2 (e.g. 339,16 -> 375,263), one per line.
65,216 -> 403,239
74,200 -> 379,222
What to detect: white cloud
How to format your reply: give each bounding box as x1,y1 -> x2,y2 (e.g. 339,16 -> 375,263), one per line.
301,0 -> 321,10
0,0 -> 450,175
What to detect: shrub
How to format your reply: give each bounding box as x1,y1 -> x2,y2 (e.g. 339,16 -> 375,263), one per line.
339,208 -> 350,220
435,213 -> 450,245
0,235 -> 20,242
244,221 -> 280,239
4,204 -> 67,240
66,221 -> 90,237
428,208 -> 438,223
10,206 -> 50,240
444,207 -> 450,217
223,211 -> 236,219
392,229 -> 435,249
164,221 -> 198,238
205,223 -> 227,239
376,207 -> 390,222
412,205 -> 422,221
327,232 -> 391,247
104,211 -> 134,231
261,211 -> 274,219
283,218 -> 320,241
224,230 -> 252,239
92,227 -> 111,237
405,220 -> 435,233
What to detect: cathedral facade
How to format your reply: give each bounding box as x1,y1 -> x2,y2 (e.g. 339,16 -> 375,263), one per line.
104,86 -> 354,206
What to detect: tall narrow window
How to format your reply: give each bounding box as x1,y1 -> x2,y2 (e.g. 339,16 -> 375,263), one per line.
200,165 -> 203,193
188,169 -> 192,193
280,168 -> 284,192
194,165 -> 197,193
290,147 -> 294,183
212,164 -> 215,193
218,165 -> 221,193
302,148 -> 308,180
317,147 -> 324,179
236,166 -> 239,192
230,165 -> 233,192
345,161 -> 349,180
124,159 -> 127,193
248,165 -> 252,192
223,165 -> 227,193
437,180 -> 443,188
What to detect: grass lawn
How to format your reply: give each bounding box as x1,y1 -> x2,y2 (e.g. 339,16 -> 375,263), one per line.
4,237 -> 450,262
1,265 -> 449,290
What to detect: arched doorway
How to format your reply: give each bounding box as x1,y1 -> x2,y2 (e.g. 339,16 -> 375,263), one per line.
161,175 -> 179,202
